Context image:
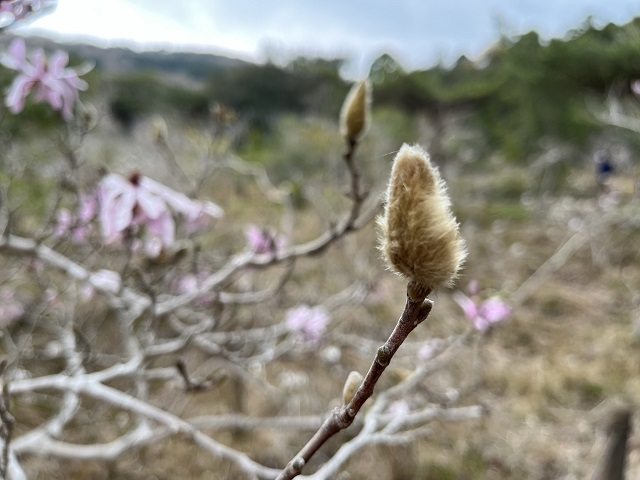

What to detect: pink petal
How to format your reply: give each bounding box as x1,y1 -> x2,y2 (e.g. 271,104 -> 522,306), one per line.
78,194 -> 97,222
480,297 -> 511,324
53,208 -> 73,237
467,280 -> 480,296
48,50 -> 69,75
109,188 -> 136,233
5,75 -> 34,113
245,224 -> 270,254
71,225 -> 91,244
146,211 -> 175,247
139,176 -> 203,220
285,305 -> 330,345
35,82 -> 63,109
29,49 -> 46,75
136,189 -> 166,220
98,174 -> 136,242
1,38 -> 27,70
452,291 -> 478,321
473,316 -> 492,332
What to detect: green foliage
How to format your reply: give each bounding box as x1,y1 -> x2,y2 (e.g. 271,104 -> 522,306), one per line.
371,107 -> 418,143
485,170 -> 532,202
9,15 -> 640,169
107,73 -> 210,128
239,115 -> 341,182
371,19 -> 640,162
0,170 -> 56,223
206,58 -> 348,120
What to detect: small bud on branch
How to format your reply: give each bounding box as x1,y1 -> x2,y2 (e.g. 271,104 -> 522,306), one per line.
339,79 -> 371,144
341,371 -> 363,405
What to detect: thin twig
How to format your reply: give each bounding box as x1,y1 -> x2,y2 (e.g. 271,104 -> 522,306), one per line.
276,282 -> 433,479
0,382 -> 14,479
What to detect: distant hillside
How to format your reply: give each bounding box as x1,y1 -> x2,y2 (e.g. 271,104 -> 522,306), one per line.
0,35 -> 250,83
5,17 -> 640,164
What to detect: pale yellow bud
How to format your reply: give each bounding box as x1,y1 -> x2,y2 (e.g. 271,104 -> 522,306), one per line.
339,79 -> 371,143
77,102 -> 98,131
342,371 -> 363,405
377,144 -> 466,290
151,116 -> 168,144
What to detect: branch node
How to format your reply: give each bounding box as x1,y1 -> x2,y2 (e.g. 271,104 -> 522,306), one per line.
407,281 -> 431,302
291,457 -> 305,473
416,299 -> 434,323
376,345 -> 391,367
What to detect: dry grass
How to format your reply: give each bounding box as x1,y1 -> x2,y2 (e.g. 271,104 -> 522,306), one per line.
4,116 -> 640,479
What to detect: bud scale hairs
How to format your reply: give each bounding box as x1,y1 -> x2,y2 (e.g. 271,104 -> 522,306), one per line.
378,144 -> 466,290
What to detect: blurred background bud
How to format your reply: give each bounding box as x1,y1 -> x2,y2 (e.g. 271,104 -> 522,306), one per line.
339,79 -> 371,144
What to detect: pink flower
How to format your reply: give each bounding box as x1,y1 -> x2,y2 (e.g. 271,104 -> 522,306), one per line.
0,0 -> 44,28
52,194 -> 97,244
244,224 -> 287,255
77,193 -> 97,223
0,286 -> 24,327
172,270 -> 215,307
0,37 -> 89,120
97,172 -> 222,257
452,284 -> 510,332
53,208 -> 73,237
285,305 -> 330,346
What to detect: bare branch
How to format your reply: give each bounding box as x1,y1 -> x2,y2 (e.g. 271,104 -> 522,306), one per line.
276,282 -> 433,479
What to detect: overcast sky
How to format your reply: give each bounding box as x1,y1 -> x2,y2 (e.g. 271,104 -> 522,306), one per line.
16,0 -> 640,77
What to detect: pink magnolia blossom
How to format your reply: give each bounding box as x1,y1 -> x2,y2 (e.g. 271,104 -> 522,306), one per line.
0,0 -> 45,27
285,305 -> 330,346
0,37 -> 88,120
172,270 -> 215,307
244,224 -> 287,255
452,285 -> 510,332
97,172 -> 222,257
0,286 -> 24,327
52,194 -> 97,244
77,193 -> 97,222
53,208 -> 73,237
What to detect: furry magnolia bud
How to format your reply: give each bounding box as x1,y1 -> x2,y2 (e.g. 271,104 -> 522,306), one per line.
342,371 -> 363,405
151,115 -> 168,144
378,144 -> 466,291
339,79 -> 371,143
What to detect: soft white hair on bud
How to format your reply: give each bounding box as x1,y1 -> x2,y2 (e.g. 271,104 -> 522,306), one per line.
378,144 -> 466,290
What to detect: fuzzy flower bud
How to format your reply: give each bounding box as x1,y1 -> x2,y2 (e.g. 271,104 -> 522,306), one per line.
339,79 -> 371,143
151,115 -> 168,144
378,144 -> 466,290
342,371 -> 363,405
